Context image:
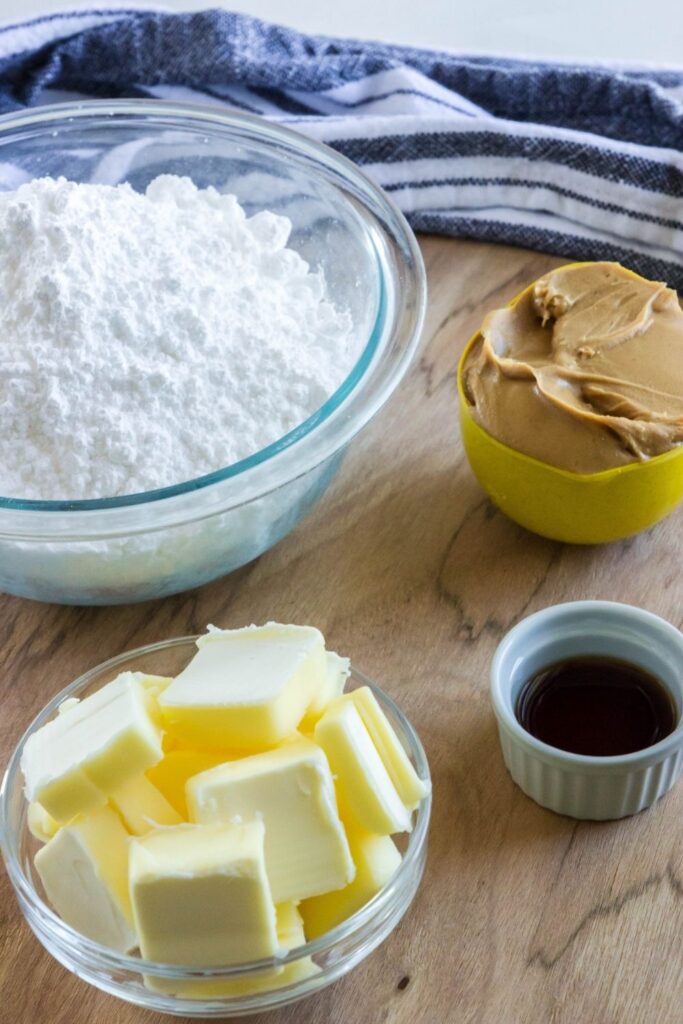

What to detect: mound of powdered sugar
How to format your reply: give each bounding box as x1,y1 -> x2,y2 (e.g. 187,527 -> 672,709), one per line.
0,175 -> 355,500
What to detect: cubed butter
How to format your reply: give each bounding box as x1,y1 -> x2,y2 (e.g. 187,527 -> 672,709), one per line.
187,737 -> 354,903
301,651 -> 350,728
158,623 -> 326,749
272,902 -> 320,987
57,697 -> 80,715
300,827 -> 402,939
137,673 -> 174,727
27,802 -> 61,844
129,821 -> 278,966
275,901 -> 307,949
34,806 -> 136,952
152,901 -> 317,998
314,702 -> 411,835
345,687 -> 429,810
138,673 -> 173,701
109,775 -> 182,835
145,748 -> 236,817
21,672 -> 163,823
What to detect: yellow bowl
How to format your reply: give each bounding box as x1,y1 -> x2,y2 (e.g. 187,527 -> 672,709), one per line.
456,268 -> 683,544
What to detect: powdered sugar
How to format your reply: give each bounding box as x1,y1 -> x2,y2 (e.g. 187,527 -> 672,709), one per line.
0,175 -> 354,500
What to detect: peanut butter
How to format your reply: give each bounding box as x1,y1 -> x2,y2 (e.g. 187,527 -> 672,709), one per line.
462,262 -> 683,474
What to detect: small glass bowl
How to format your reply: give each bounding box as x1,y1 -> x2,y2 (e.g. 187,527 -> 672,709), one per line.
0,638 -> 431,1017
0,100 -> 425,604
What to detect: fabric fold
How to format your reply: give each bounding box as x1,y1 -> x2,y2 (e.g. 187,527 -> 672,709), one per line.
1,8 -> 683,284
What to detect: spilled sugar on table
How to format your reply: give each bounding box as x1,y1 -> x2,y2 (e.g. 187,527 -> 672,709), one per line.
1,236 -> 682,1024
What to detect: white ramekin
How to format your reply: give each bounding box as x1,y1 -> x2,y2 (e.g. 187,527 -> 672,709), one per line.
491,601 -> 683,820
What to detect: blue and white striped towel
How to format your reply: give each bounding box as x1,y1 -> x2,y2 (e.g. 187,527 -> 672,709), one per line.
3,8 -> 683,285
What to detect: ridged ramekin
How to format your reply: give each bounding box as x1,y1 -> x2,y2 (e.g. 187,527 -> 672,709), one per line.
491,602 -> 683,820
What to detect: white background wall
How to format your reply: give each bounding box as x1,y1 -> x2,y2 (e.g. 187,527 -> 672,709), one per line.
2,0 -> 682,65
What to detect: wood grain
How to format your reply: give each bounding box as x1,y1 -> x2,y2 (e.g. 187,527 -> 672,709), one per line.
1,236 -> 682,1024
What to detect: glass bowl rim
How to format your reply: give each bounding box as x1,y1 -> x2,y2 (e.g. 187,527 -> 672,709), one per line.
0,635 -> 431,980
0,99 -> 425,516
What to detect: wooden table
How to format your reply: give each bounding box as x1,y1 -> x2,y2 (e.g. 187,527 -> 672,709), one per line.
2,237 -> 682,1024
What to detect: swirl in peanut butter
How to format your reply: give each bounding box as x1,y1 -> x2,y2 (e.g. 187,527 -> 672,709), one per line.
463,262 -> 683,474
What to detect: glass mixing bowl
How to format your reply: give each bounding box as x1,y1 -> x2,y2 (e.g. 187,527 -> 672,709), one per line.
0,638 -> 431,1017
0,100 -> 425,604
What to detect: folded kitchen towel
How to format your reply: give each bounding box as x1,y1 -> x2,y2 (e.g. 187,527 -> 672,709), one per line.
2,8 -> 683,285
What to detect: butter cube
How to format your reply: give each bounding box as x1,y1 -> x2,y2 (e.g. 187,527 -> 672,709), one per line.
129,821 -> 278,966
187,737 -> 354,903
21,672 -> 163,823
275,901 -> 307,949
272,902 -> 320,987
110,775 -> 182,835
27,802 -> 61,844
145,748 -> 235,817
300,828 -> 402,939
301,652 -> 350,728
137,673 -> 174,727
57,697 -> 81,715
345,688 -> 429,810
138,673 -> 173,701
314,702 -> 411,835
158,623 -> 326,749
34,806 -> 136,952
152,901 -> 317,998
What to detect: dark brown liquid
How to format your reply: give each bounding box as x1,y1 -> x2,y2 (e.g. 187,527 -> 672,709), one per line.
516,656 -> 677,757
